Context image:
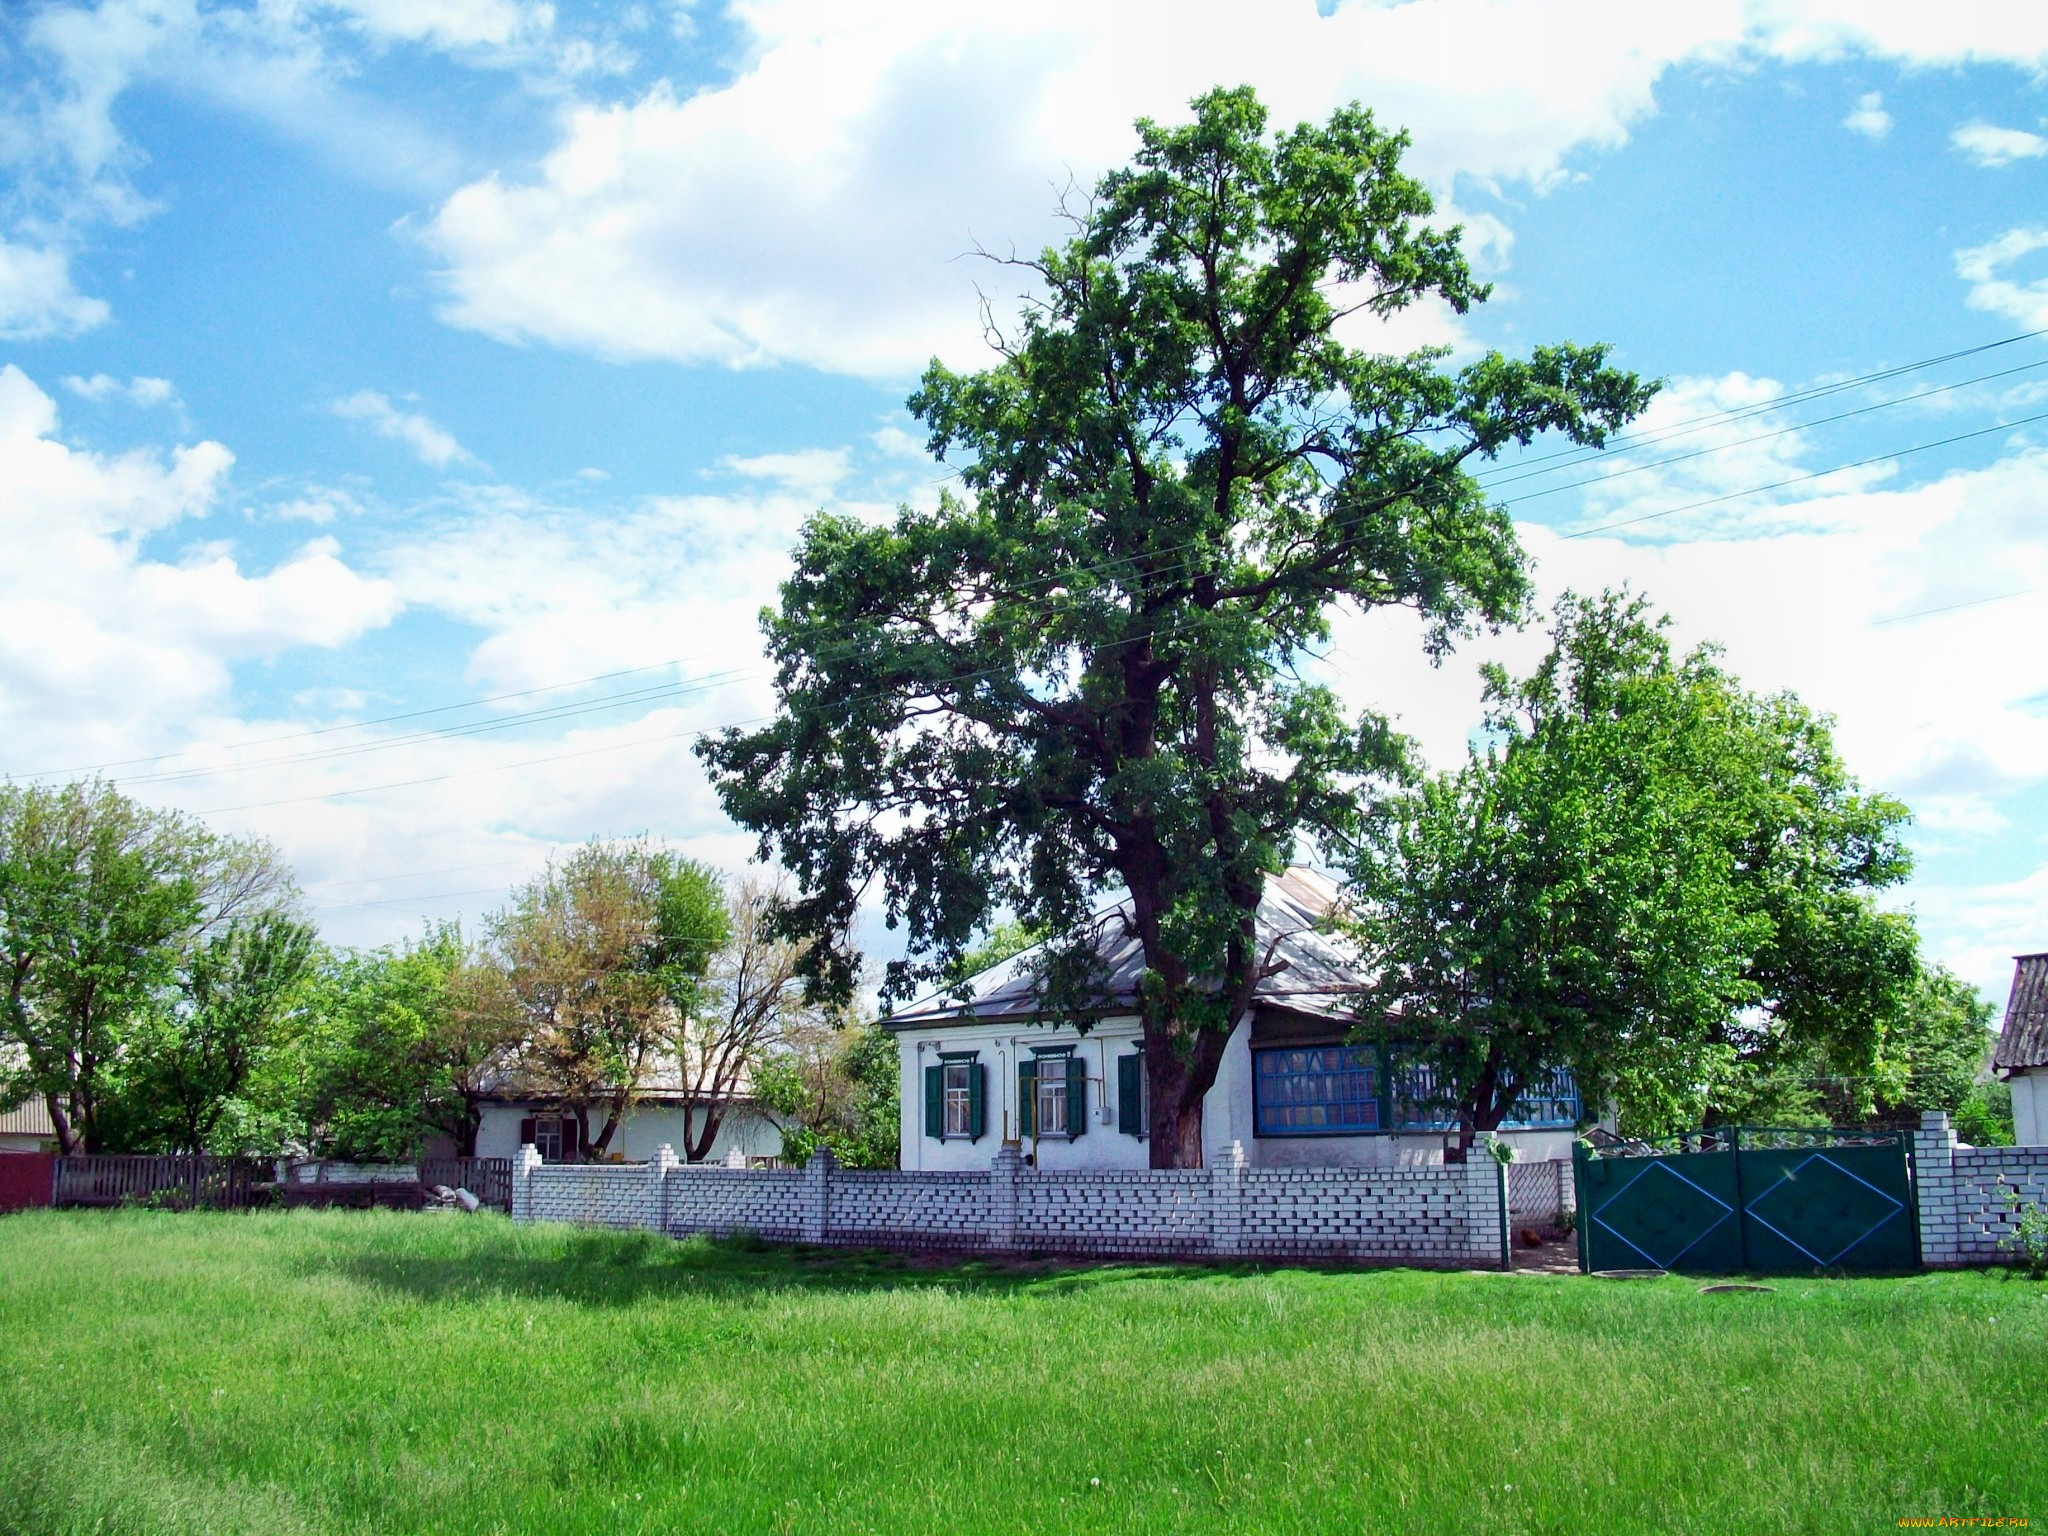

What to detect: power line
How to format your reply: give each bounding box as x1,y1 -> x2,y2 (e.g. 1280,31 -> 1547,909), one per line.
165,402 -> 2048,811
41,330 -> 2048,792
1562,408 -> 2048,540
1470,325 -> 2048,487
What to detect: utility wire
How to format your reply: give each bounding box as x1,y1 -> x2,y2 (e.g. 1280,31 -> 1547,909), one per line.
39,329 -> 2048,789
1562,408 -> 2048,539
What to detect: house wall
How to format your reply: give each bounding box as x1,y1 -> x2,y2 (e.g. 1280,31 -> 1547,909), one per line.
475,1103 -> 783,1165
894,1013 -> 1576,1171
0,1133 -> 54,1154
2011,1069 -> 2047,1147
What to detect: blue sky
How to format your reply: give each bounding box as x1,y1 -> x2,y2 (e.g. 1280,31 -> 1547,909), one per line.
3,0 -> 2048,1004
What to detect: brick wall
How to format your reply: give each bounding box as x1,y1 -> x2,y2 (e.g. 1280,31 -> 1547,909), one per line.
513,1141 -> 1511,1268
1914,1110 -> 2048,1267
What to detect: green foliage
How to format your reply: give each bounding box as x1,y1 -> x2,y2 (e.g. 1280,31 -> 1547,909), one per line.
2001,1184 -> 2048,1277
699,87 -> 1651,1163
644,852 -> 730,1020
945,919 -> 1044,985
1349,591 -> 1917,1145
1954,1079 -> 2015,1148
0,1211 -> 2042,1533
282,924 -> 509,1161
0,779 -> 298,1153
755,1018 -> 901,1169
102,912 -> 320,1154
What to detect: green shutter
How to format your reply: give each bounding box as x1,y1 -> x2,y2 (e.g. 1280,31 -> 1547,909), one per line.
1118,1053 -> 1143,1136
924,1064 -> 943,1139
969,1062 -> 986,1141
1066,1054 -> 1087,1139
1017,1058 -> 1037,1139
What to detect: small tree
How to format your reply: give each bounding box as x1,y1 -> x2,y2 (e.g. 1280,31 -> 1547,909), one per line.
112,911 -> 319,1153
699,86 -> 1651,1166
0,779 -> 295,1153
676,876 -> 812,1163
493,841 -> 673,1158
754,1014 -> 901,1170
1348,591 -> 1918,1150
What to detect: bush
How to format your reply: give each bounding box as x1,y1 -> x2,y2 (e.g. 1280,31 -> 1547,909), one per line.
1999,1183 -> 2048,1278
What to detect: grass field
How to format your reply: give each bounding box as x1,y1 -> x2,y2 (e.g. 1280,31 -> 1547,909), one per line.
0,1211 -> 2042,1535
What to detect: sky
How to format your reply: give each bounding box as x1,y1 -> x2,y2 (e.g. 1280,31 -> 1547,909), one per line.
3,0 -> 2048,1005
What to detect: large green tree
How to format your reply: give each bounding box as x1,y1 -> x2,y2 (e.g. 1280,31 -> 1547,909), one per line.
699,87 -> 1651,1165
1346,591 -> 1919,1149
0,779 -> 296,1154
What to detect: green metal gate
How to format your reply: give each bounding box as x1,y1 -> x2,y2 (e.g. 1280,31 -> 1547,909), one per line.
1574,1127 -> 1918,1275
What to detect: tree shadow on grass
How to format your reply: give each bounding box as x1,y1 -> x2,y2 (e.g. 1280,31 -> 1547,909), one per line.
329,1227 -> 1243,1310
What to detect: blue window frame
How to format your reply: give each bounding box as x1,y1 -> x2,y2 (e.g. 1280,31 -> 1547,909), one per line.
1252,1045 -> 1582,1137
1253,1046 -> 1380,1136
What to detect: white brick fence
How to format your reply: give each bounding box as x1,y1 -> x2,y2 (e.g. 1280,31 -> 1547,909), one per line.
512,1142 -> 1514,1268
1914,1110 -> 2048,1267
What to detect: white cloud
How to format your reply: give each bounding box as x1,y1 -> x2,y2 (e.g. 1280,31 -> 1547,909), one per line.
317,0 -> 554,52
423,0 -> 1752,377
1952,122 -> 2048,168
1324,433 -> 2048,999
1842,91 -> 1891,139
331,390 -> 478,469
421,1 -> 2048,380
0,365 -> 400,772
1956,227 -> 2048,329
716,447 -> 850,501
63,373 -> 176,406
0,238 -> 109,338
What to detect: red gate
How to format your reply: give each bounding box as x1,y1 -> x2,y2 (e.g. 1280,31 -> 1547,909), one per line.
0,1153 -> 54,1213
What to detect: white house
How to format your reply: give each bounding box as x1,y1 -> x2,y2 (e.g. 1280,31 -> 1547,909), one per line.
886,867 -> 1582,1171
472,1054 -> 786,1166
1994,951 -> 2048,1145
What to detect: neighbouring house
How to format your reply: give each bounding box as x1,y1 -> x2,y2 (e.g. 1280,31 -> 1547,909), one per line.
885,866 -> 1585,1171
0,1098 -> 57,1154
472,1052 -> 787,1166
1994,951 -> 2048,1145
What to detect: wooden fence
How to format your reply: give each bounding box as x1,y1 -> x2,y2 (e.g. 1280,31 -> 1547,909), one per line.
420,1156 -> 513,1211
52,1155 -> 265,1210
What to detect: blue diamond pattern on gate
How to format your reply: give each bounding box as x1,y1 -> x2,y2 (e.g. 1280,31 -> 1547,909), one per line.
1593,1160 -> 1735,1270
1743,1153 -> 1904,1267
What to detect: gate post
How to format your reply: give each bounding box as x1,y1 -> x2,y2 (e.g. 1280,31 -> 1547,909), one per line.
511,1144 -> 543,1224
803,1144 -> 834,1244
1913,1110 -> 1960,1268
1209,1140 -> 1246,1258
988,1142 -> 1021,1252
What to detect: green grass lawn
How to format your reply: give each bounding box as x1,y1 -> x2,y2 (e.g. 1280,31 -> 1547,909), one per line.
0,1211 -> 2042,1535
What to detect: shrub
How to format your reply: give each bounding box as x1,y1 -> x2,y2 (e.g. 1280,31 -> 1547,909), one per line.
1999,1182 -> 2048,1278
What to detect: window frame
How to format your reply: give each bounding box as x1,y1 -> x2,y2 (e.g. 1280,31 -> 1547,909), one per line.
531,1116 -> 565,1162
1251,1044 -> 1582,1138
942,1060 -> 973,1138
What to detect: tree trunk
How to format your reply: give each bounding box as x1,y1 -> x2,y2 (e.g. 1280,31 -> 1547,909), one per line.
46,1093 -> 81,1157
685,1103 -> 724,1164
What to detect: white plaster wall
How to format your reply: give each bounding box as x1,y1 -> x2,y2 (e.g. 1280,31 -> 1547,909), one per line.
897,1015 -> 1168,1172
2012,1071 -> 2046,1147
476,1104 -> 782,1164
0,1133 -> 52,1154
898,1015 -> 1581,1170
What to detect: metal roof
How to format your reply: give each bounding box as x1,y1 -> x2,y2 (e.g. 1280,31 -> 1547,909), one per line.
1994,952 -> 2048,1074
0,1099 -> 55,1137
885,867 -> 1370,1030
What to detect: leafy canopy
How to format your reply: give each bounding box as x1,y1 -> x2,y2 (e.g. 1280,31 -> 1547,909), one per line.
699,86 -> 1651,1162
1346,591 -> 1919,1143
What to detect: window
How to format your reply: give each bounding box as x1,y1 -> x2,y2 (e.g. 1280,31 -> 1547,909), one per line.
1018,1050 -> 1086,1140
1252,1045 -> 1582,1138
1037,1063 -> 1069,1137
524,1115 -> 578,1162
923,1056 -> 985,1140
1504,1067 -> 1581,1129
1253,1046 -> 1379,1136
943,1061 -> 973,1137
